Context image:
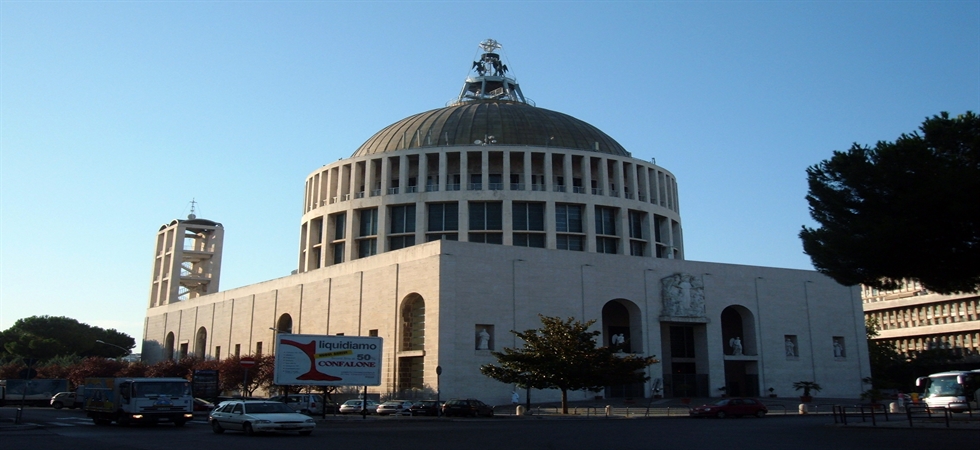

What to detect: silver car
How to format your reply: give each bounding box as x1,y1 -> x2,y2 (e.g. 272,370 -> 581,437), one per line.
209,400 -> 315,436
339,399 -> 379,414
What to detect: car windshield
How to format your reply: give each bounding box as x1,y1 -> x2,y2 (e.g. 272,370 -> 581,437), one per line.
712,399 -> 730,406
244,402 -> 294,414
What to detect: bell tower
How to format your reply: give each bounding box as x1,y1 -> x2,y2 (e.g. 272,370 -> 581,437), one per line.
148,202 -> 223,308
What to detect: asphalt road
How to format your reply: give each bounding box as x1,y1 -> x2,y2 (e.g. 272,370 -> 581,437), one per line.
2,407 -> 976,450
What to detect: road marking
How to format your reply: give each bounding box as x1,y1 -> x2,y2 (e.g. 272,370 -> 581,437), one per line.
47,422 -> 76,427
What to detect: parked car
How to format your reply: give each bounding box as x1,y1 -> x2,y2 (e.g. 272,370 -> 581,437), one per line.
269,393 -> 328,415
442,398 -> 494,417
339,399 -> 379,414
208,400 -> 316,436
50,392 -> 80,409
376,400 -> 414,416
689,398 -> 768,418
409,400 -> 444,416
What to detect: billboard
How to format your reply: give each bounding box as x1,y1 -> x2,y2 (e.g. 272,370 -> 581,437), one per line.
273,334 -> 383,386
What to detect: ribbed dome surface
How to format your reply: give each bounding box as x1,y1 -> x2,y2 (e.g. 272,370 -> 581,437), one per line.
352,101 -> 628,157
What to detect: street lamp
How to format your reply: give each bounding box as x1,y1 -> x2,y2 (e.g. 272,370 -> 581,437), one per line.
95,340 -> 131,358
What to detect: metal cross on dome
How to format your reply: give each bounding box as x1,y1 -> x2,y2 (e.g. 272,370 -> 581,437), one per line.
479,39 -> 501,53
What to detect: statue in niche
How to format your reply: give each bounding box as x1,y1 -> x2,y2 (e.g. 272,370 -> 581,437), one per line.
729,337 -> 743,356
833,340 -> 844,357
477,328 -> 490,350
661,273 -> 706,318
785,338 -> 796,357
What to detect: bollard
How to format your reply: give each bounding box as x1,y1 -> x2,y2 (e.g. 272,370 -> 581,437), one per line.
799,403 -> 808,415
516,405 -> 525,416
605,405 -> 612,417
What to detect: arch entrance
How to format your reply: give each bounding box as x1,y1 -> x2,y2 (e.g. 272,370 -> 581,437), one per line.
720,305 -> 759,397
398,294 -> 425,393
601,299 -> 644,398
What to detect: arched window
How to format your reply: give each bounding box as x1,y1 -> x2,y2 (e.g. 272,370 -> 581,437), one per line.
401,294 -> 425,351
194,327 -> 207,357
276,314 -> 293,334
165,332 -> 175,361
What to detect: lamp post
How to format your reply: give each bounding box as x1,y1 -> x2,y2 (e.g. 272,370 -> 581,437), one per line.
95,340 -> 131,359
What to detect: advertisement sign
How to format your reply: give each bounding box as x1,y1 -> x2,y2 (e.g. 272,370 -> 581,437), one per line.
192,370 -> 219,399
273,334 -> 383,386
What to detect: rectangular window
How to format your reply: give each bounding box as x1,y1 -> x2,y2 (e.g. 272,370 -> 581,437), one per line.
255,342 -> 262,356
389,235 -> 416,250
628,210 -> 644,239
427,203 -> 459,232
390,204 -> 416,234
369,329 -> 379,337
596,236 -> 618,254
333,212 -> 347,240
469,202 -> 503,231
358,238 -> 377,257
359,208 -> 378,237
214,346 -> 221,361
629,240 -> 645,256
514,233 -> 545,248
513,202 -> 545,231
670,326 -> 696,358
555,203 -> 583,233
332,242 -> 345,264
468,232 -> 503,244
234,344 -> 241,357
556,234 -> 584,251
595,206 -> 617,235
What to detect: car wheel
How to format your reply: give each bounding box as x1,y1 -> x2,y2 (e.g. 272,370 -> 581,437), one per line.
52,402 -> 64,410
299,430 -> 313,436
755,410 -> 766,418
716,411 -> 726,419
211,421 -> 225,434
243,422 -> 255,436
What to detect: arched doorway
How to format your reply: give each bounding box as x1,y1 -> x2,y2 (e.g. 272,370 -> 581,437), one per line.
602,299 -> 644,398
194,327 -> 207,357
720,305 -> 759,397
398,294 -> 425,393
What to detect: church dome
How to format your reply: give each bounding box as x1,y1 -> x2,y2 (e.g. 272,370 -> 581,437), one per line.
352,100 -> 629,158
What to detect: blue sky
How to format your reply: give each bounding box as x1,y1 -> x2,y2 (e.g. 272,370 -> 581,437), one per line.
2,1 -> 978,346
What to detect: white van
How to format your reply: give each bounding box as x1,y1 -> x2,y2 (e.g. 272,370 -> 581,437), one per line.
269,393 -> 327,415
915,369 -> 980,412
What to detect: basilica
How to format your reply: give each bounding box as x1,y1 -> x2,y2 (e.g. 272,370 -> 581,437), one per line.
143,40 -> 870,404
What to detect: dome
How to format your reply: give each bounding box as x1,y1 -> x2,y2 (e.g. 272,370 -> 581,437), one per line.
352,100 -> 629,157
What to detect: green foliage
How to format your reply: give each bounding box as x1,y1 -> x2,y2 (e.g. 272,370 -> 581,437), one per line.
800,111 -> 980,294
480,315 -> 658,414
0,316 -> 135,360
865,317 -> 904,384
792,381 -> 822,397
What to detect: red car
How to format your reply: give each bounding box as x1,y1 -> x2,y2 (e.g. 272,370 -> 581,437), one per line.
689,398 -> 767,418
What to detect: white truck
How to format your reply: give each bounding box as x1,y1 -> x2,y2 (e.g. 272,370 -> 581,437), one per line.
0,379 -> 69,406
83,377 -> 194,426
915,369 -> 980,412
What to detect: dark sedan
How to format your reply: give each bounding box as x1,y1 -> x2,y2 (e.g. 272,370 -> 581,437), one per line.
442,398 -> 494,417
690,398 -> 767,418
409,400 -> 444,416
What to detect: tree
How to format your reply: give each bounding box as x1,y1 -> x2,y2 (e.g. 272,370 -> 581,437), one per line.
480,315 -> 658,414
0,316 -> 135,360
800,112 -> 980,294
865,317 -> 903,387
217,354 -> 275,396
